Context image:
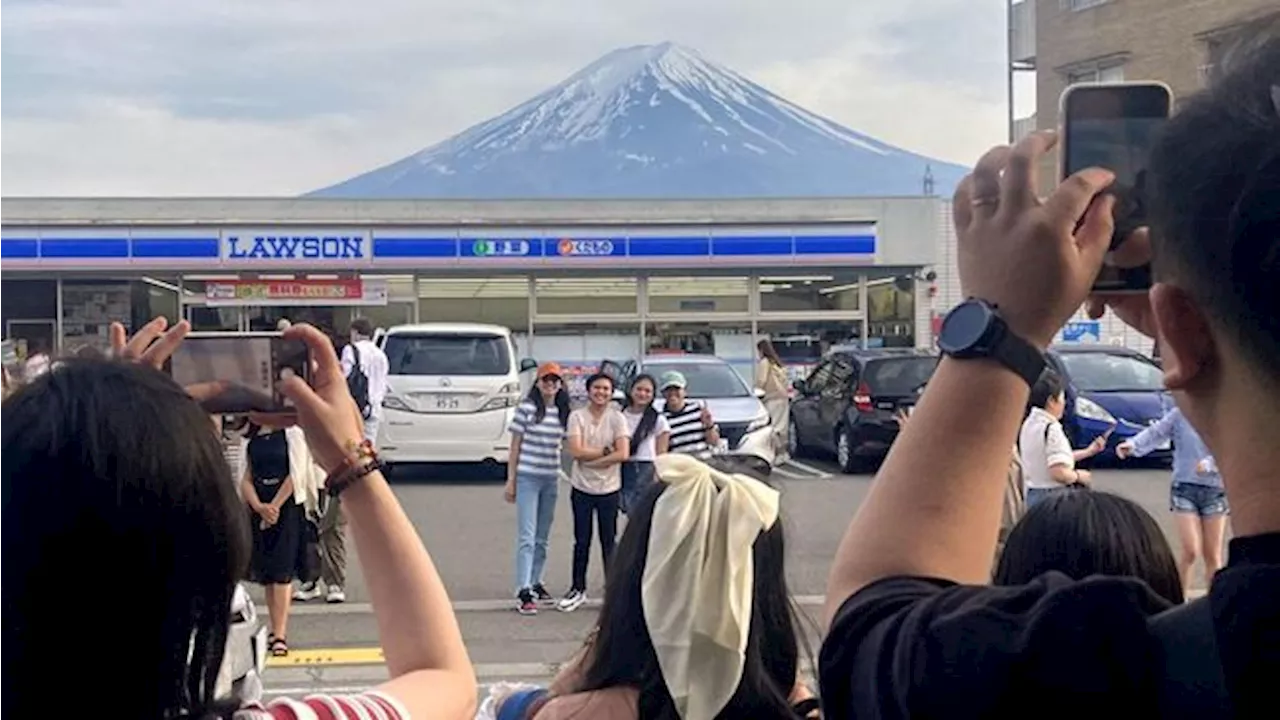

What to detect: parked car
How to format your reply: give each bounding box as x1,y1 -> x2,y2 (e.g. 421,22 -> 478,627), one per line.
789,347 -> 938,472
1047,344 -> 1172,462
602,355 -> 775,464
376,323 -> 537,470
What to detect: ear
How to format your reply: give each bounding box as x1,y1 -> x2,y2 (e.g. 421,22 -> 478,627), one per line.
1149,283 -> 1215,390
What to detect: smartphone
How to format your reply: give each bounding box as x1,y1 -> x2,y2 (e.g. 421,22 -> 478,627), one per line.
1060,81 -> 1173,292
168,332 -> 310,415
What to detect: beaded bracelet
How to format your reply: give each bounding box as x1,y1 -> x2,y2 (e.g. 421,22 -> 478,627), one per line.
325,439 -> 386,497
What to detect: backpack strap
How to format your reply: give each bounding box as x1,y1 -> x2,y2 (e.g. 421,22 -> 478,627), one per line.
1148,597 -> 1231,716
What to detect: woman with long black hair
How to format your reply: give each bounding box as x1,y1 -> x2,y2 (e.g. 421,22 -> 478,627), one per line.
505,362 -> 572,615
619,373 -> 670,513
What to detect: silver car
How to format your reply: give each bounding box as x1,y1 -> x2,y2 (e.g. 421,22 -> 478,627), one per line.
605,355 -> 775,465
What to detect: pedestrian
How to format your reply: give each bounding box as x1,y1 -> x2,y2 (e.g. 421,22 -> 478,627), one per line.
620,373 -> 670,513
1017,369 -> 1107,507
299,317 -> 388,604
755,338 -> 791,460
660,371 -> 720,459
1117,405 -> 1227,595
239,419 -> 315,657
560,372 -> 630,613
505,362 -> 570,615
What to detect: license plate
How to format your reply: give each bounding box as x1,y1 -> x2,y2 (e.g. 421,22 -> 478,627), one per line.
427,395 -> 461,411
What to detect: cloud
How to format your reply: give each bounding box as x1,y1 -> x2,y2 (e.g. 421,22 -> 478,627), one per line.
1,0 -> 1006,195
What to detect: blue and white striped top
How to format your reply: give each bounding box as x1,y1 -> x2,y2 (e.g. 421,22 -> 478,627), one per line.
508,400 -> 566,479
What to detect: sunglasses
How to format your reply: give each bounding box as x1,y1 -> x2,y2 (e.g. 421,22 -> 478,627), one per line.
539,375 -> 563,384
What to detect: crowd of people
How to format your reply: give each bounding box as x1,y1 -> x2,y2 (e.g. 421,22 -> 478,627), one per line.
2,23 -> 1277,720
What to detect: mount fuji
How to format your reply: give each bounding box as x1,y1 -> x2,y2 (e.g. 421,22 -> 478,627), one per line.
310,42 -> 968,199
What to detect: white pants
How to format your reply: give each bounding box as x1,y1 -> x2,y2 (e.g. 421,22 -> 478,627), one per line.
362,414 -> 381,444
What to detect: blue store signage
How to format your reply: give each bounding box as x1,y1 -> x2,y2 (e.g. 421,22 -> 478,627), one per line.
0,224 -> 880,265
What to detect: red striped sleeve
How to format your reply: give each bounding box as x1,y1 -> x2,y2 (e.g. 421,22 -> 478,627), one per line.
241,692 -> 407,720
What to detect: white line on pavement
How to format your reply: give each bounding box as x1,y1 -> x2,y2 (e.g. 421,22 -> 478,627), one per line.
289,594 -> 828,616
778,458 -> 832,478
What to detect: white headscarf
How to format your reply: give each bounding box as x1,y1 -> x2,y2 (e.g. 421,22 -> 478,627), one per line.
641,453 -> 781,720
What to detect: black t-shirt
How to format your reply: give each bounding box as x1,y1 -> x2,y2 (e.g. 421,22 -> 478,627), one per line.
818,533 -> 1280,718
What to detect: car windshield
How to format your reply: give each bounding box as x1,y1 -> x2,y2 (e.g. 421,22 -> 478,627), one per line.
644,362 -> 751,398
382,334 -> 511,376
863,357 -> 938,396
1059,352 -> 1164,392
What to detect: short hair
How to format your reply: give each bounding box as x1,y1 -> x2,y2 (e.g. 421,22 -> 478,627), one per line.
584,372 -> 614,391
1147,17 -> 1280,382
349,318 -> 374,338
1028,369 -> 1066,409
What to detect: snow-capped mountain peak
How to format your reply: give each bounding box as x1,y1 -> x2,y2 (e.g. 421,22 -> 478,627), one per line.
311,42 -> 966,199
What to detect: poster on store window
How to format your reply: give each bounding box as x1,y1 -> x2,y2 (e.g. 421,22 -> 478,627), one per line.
204,279 -> 389,307
61,283 -> 132,356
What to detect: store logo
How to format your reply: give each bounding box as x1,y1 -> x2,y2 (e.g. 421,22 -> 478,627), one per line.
556,239 -> 616,256
471,239 -> 532,257
224,234 -> 366,260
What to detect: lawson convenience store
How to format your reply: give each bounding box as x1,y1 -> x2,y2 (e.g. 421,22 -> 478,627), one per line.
0,197 -> 943,382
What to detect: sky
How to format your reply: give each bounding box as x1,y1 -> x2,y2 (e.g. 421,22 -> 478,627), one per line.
0,0 -> 1035,197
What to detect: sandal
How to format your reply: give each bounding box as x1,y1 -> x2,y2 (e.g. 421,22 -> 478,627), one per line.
268,636 -> 289,657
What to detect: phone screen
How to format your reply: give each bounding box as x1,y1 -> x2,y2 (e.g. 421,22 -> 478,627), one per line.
168,333 -> 310,415
1062,83 -> 1171,292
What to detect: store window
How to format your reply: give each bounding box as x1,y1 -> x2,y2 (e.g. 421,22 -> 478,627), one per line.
867,276 -> 916,348
757,320 -> 862,387
646,321 -> 754,381
535,277 -> 638,316
418,277 -> 530,331
759,273 -> 861,313
1066,63 -> 1124,85
648,276 -> 749,314
1,279 -> 57,356
60,278 -> 181,354
531,321 -> 641,403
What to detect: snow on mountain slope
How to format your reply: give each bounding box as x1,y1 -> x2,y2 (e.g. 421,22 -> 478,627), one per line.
310,42 -> 968,199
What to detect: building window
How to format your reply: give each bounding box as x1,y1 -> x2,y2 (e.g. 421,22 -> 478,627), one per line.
1060,0 -> 1108,11
1066,63 -> 1125,85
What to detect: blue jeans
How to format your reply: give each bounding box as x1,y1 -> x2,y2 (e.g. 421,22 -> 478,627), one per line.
1170,482 -> 1229,517
620,461 -> 656,513
514,473 -> 559,592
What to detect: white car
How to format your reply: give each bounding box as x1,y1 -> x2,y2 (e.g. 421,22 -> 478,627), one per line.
376,323 -> 537,469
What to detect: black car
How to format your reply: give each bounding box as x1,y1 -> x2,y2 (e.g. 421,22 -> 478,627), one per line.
789,347 -> 939,473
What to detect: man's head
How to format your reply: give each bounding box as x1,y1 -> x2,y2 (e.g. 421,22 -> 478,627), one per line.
1145,20 -> 1279,492
660,371 -> 688,408
349,318 -> 374,342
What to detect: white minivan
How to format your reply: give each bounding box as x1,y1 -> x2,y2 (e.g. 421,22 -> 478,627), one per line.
376,323 -> 537,468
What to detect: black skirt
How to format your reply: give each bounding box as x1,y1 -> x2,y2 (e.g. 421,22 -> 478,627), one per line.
248,498 -> 302,585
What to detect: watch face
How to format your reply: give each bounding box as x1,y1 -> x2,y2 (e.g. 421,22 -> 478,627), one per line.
939,301 -> 994,353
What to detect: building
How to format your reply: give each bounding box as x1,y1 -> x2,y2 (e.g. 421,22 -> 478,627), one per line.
0,197 -> 943,387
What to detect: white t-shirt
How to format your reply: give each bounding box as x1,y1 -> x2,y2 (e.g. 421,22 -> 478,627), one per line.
1019,406 -> 1075,490
340,338 -> 389,414
623,408 -> 671,462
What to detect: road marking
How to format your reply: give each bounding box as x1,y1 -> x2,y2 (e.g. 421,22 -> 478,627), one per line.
777,458 -> 832,479
289,593 -> 826,616
269,647 -> 385,667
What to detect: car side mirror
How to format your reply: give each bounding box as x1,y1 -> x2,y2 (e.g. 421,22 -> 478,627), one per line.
753,387 -> 766,399
792,379 -> 807,394
612,389 -> 626,404
519,358 -> 538,373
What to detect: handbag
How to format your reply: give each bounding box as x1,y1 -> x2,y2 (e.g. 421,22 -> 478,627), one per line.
295,513 -> 322,585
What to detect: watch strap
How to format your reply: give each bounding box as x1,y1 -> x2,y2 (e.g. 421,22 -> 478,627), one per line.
990,321 -> 1047,387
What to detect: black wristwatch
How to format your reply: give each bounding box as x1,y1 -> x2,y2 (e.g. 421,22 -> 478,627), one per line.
937,298 -> 1046,388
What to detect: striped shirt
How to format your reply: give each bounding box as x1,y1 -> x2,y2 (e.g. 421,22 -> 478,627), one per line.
508,400 -> 566,479
665,402 -> 713,459
236,692 -> 407,719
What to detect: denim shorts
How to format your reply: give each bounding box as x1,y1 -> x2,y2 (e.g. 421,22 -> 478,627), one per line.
1170,482 -> 1229,517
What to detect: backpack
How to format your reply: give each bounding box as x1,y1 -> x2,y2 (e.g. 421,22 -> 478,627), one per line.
347,343 -> 372,420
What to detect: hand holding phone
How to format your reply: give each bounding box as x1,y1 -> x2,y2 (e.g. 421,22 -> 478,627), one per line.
167,332 -> 312,416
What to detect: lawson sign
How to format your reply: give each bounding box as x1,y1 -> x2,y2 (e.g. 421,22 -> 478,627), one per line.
221,231 -> 369,261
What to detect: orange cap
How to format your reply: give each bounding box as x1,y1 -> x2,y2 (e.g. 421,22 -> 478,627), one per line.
537,361 -> 563,379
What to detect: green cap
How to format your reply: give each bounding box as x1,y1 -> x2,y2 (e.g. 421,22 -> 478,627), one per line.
659,370 -> 687,391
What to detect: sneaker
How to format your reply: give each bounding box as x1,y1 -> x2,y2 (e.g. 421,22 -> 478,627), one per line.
325,585 -> 346,604
517,589 -> 538,616
293,582 -> 323,602
531,583 -> 555,606
558,588 -> 587,613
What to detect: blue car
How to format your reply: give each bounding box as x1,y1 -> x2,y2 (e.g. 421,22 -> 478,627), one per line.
1046,344 -> 1172,463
